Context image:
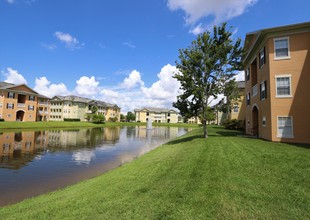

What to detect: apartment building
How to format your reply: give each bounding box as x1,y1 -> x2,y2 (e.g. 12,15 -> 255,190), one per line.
243,22 -> 310,143
227,81 -> 246,122
134,107 -> 178,123
0,82 -> 49,122
49,95 -> 120,122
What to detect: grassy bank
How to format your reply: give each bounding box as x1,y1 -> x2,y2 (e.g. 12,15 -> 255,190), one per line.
0,121 -> 198,131
0,126 -> 309,219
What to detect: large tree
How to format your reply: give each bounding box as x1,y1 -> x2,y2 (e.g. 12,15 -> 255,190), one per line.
173,23 -> 243,138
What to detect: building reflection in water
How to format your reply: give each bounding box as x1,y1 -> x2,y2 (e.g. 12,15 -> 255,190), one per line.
0,127 -> 121,169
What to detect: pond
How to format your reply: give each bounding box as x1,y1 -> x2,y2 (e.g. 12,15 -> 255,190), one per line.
0,126 -> 189,206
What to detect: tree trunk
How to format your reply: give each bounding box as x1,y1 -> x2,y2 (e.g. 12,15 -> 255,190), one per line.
203,119 -> 208,138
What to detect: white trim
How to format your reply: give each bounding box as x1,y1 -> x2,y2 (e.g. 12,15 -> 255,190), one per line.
277,116 -> 294,138
274,36 -> 291,60
275,74 -> 292,98
260,80 -> 266,100
259,47 -> 265,68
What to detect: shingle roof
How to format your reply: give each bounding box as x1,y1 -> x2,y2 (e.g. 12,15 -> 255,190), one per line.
51,95 -> 120,108
134,107 -> 178,113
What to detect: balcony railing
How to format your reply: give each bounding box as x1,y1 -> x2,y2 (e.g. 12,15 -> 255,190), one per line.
17,103 -> 26,108
252,84 -> 258,97
39,111 -> 49,115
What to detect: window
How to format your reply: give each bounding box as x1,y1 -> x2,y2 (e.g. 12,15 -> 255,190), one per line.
274,37 -> 290,59
233,105 -> 239,112
246,92 -> 251,106
0,103 -> 2,108
29,95 -> 35,101
262,116 -> 266,127
260,81 -> 267,100
277,116 -> 293,138
168,113 -> 170,117
7,103 -> 14,109
146,112 -> 149,116
246,68 -> 250,81
259,47 -> 266,68
28,105 -> 34,111
276,75 -> 292,97
8,92 -> 15,99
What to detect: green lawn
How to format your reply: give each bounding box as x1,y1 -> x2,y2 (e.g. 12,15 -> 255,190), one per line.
0,126 -> 309,219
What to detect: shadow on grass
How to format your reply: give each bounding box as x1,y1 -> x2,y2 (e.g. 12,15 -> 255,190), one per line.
166,135 -> 204,145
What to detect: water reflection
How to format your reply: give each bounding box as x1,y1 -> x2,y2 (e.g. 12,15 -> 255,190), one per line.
0,126 -> 189,206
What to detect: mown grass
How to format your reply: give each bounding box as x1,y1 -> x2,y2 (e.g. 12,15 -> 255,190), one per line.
0,126 -> 309,219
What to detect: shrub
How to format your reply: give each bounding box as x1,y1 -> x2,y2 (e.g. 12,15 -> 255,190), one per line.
63,118 -> 81,122
92,114 -> 105,124
0,119 -> 4,122
224,119 -> 244,131
108,117 -> 118,122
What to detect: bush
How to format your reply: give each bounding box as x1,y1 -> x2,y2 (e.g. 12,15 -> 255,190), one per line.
0,118 -> 4,122
224,119 -> 244,131
108,117 -> 118,122
63,118 -> 81,122
92,114 -> 105,124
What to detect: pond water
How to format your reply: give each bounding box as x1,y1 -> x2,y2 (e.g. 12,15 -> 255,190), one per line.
0,126 -> 189,206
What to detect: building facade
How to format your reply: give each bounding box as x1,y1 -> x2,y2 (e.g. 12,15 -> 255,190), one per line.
134,108 -> 178,123
49,95 -> 121,122
0,82 -> 49,122
243,22 -> 310,143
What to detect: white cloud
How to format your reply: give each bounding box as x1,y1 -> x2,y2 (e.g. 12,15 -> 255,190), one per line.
167,0 -> 257,34
54,31 -> 82,49
34,77 -> 69,98
120,70 -> 144,89
6,0 -> 15,3
3,67 -> 27,85
123,41 -> 136,49
74,76 -> 99,96
41,43 -> 57,51
234,70 -> 245,81
141,64 -> 180,101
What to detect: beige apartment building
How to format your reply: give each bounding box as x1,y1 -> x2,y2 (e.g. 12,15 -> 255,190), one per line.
243,22 -> 310,143
134,107 -> 178,123
49,95 -> 121,122
0,82 -> 49,122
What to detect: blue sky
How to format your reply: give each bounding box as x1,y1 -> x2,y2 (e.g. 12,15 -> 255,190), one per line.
1,0 -> 309,112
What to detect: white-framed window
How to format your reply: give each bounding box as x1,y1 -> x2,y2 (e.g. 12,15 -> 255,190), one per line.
7,103 -> 14,109
262,116 -> 266,127
0,103 -> 2,108
29,95 -> 35,101
8,92 -> 15,99
233,105 -> 239,112
274,37 -> 290,60
275,75 -> 292,97
246,92 -> 251,106
260,81 -> 267,100
277,116 -> 293,138
246,68 -> 250,81
259,47 -> 265,68
28,105 -> 34,111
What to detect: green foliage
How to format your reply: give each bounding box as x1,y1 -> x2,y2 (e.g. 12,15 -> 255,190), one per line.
126,111 -> 136,122
91,105 -> 98,114
120,114 -> 126,122
108,116 -> 118,122
92,114 -> 105,124
223,119 -> 244,130
173,23 -> 243,138
0,119 -> 4,122
63,118 -> 81,122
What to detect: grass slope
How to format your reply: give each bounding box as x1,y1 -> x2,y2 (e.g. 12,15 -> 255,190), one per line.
0,126 -> 309,219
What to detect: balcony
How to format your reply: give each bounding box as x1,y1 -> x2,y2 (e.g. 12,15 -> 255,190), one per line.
252,84 -> 258,97
17,103 -> 26,108
38,102 -> 49,106
39,111 -> 49,115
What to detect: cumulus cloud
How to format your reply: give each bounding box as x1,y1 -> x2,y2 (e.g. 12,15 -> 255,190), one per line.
141,64 -> 180,101
34,76 -> 69,98
74,76 -> 99,96
234,70 -> 245,81
167,0 -> 257,34
6,0 -> 15,3
2,67 -> 27,84
120,70 -> 144,89
54,31 -> 82,49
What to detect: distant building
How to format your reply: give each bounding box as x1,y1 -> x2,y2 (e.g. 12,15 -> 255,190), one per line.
134,107 -> 178,123
49,95 -> 120,122
243,22 -> 310,143
0,82 -> 49,122
227,81 -> 246,122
